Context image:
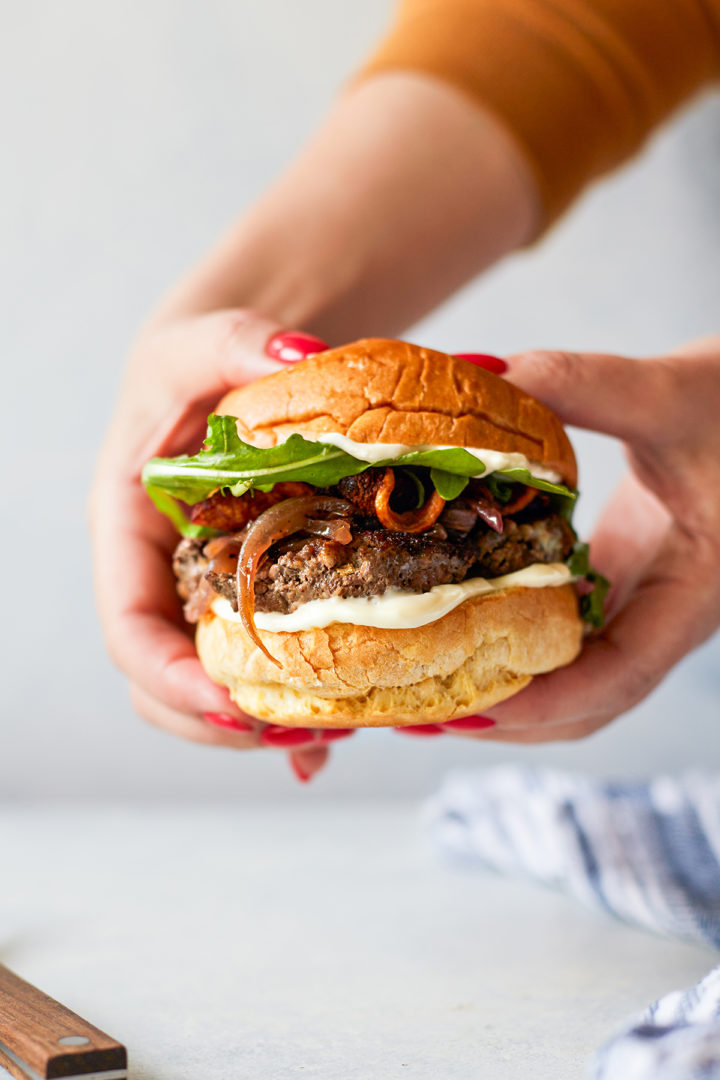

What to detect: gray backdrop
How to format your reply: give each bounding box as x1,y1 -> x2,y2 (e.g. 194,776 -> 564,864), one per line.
2,1 -> 718,799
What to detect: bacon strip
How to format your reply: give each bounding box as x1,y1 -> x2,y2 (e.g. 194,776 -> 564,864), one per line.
502,487 -> 538,516
190,482 -> 313,531
374,469 -> 446,533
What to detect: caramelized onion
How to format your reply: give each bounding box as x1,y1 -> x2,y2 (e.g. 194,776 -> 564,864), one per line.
374,469 -> 446,533
204,534 -> 242,573
440,502 -> 477,536
237,496 -> 354,665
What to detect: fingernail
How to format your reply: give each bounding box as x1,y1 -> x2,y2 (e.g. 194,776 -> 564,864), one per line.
455,353 -> 508,375
394,724 -> 445,737
442,715 -> 496,731
203,712 -> 254,732
266,331 -> 329,363
318,728 -> 355,742
261,725 -> 315,747
289,757 -> 312,784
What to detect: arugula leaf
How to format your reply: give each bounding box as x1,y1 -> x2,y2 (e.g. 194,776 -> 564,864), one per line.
142,415 -> 371,504
484,475 -> 514,504
494,467 -> 572,497
391,446 -> 486,475
144,485 -> 216,539
142,413 -> 578,536
429,469 -> 469,501
568,542 -> 610,629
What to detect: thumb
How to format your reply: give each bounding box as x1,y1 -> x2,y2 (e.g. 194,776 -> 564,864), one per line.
137,308 -> 287,402
504,349 -> 675,444
110,309 -> 291,470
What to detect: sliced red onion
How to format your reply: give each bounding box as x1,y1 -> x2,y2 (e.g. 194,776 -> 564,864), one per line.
468,495 -> 504,534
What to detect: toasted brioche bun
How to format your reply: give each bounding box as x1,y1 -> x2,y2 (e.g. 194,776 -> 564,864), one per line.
196,584 -> 583,727
217,338 -> 577,488
197,338 -> 583,727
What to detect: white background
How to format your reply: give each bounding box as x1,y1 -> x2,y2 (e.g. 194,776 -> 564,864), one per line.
2,1 -> 719,800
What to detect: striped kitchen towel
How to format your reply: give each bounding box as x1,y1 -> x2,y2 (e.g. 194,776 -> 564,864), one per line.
426,767 -> 720,1079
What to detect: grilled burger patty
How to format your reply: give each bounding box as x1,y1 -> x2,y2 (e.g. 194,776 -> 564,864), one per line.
174,511 -> 575,619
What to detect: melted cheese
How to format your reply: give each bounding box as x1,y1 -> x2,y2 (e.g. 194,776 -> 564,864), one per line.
211,563 -> 572,633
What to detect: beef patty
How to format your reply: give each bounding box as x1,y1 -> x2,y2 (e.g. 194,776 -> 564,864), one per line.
174,512 -> 575,619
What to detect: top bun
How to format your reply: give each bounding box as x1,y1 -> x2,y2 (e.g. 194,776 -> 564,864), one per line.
216,338 -> 577,488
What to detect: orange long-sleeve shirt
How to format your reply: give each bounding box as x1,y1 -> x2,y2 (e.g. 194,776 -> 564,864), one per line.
362,0 -> 720,225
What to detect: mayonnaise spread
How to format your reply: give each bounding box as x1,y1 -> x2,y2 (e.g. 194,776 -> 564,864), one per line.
282,433 -> 562,484
211,562 -> 572,633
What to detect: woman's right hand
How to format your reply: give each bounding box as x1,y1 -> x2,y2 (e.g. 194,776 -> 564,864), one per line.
89,309 -> 348,781
439,336 -> 720,744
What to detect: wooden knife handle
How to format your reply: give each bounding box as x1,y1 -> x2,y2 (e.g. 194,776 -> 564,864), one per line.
0,965 -> 126,1079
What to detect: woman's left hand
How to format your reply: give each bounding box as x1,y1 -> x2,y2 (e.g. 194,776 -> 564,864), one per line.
89,309 -> 345,782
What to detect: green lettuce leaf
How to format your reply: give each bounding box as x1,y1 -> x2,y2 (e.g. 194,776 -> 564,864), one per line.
142,413 -> 577,535
429,469 -> 470,501
568,541 -> 610,629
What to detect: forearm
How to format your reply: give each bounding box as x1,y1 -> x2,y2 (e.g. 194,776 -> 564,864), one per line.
150,73 -> 539,340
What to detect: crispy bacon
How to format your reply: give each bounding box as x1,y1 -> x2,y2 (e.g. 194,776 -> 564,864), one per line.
374,468 -> 446,533
502,486 -> 538,516
190,482 -> 313,530
339,468 -> 437,516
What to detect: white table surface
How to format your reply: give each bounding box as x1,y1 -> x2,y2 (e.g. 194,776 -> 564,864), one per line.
1,802 -> 713,1080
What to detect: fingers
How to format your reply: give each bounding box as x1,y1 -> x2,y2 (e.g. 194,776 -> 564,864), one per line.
479,528 -> 718,737
587,471 -> 671,616
441,714 -> 612,744
129,682 -> 263,749
131,682 -> 337,778
504,349 -> 678,443
289,746 -> 331,783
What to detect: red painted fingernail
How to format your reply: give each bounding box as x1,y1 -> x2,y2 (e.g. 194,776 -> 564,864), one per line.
394,724 -> 445,737
318,728 -> 355,742
442,715 -> 496,731
289,757 -> 312,783
455,353 -> 508,375
266,331 -> 329,363
203,712 -> 254,732
261,725 -> 315,747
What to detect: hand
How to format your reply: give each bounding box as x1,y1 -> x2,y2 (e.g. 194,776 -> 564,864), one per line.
436,337 -> 720,743
89,310 -> 347,781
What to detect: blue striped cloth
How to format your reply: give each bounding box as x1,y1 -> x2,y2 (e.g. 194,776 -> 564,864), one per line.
426,767 -> 720,1079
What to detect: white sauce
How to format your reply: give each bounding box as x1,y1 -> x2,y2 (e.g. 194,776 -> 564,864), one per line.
211,563 -> 572,633
310,432 -> 562,483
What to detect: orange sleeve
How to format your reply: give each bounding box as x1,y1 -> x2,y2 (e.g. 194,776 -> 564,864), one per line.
360,0 -> 720,225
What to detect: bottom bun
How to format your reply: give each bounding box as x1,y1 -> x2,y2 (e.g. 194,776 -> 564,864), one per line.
196,584 -> 583,728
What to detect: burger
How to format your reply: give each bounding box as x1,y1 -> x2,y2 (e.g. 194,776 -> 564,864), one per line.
142,338 -> 606,727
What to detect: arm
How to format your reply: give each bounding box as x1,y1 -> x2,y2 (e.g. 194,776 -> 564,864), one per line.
151,72 -> 538,337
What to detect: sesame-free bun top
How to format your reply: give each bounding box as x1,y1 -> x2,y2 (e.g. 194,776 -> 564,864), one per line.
216,338 -> 578,488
